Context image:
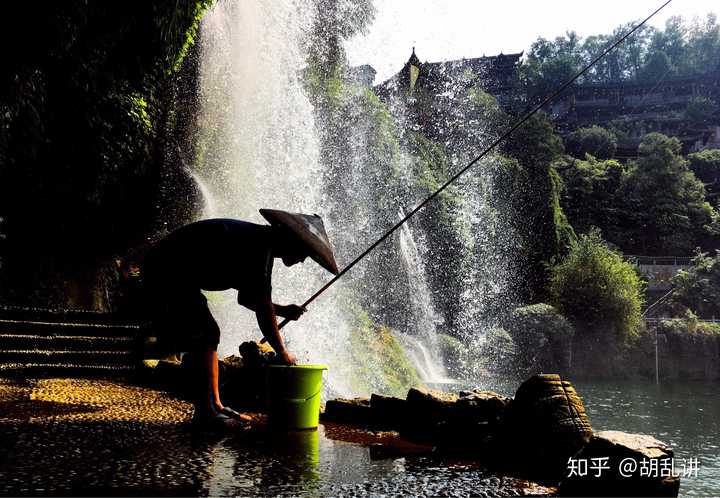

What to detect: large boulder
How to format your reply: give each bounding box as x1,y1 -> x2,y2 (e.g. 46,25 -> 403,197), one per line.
322,397 -> 373,426
499,374 -> 593,479
431,390 -> 511,454
401,387 -> 458,441
370,393 -> 407,429
559,431 -> 680,497
455,390 -> 511,424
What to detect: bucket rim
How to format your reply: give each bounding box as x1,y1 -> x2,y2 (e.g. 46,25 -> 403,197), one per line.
266,364 -> 328,370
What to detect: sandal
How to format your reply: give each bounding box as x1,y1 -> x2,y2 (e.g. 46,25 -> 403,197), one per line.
191,411 -> 243,431
219,406 -> 253,423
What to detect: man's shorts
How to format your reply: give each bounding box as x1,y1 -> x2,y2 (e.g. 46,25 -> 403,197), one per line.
147,286 -> 221,352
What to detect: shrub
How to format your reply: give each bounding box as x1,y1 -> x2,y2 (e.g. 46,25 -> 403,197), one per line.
549,230 -> 644,341
565,126 -> 617,160
669,250 -> 720,318
504,304 -> 574,375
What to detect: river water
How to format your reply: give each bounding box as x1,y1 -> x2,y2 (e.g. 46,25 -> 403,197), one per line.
572,380 -> 720,497
199,379 -> 719,496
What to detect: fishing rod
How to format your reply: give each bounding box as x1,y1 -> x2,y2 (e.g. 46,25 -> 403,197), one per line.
276,0 -> 673,331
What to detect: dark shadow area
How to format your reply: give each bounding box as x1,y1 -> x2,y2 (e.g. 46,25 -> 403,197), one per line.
0,400 -> 102,421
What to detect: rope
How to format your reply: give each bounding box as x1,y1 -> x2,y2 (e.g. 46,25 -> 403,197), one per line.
278,0 -> 674,330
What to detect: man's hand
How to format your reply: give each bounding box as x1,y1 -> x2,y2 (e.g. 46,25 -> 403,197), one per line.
278,349 -> 298,365
282,304 -> 306,321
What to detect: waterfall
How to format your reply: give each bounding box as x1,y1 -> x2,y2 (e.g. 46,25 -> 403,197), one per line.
194,0 -> 356,396
191,0 -> 518,393
396,208 -> 449,383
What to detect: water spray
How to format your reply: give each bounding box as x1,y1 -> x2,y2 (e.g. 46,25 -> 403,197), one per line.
275,0 -> 674,332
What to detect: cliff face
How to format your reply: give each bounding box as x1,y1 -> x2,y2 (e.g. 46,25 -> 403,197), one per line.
658,320 -> 720,380
0,2 -> 213,310
568,321 -> 720,381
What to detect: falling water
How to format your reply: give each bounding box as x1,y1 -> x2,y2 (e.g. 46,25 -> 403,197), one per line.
396,208 -> 449,382
191,0 -> 518,393
194,0 -> 357,396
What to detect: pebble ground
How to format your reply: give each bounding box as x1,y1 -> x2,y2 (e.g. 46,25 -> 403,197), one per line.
0,377 -> 207,496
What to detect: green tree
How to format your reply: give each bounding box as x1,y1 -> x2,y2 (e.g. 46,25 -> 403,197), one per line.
502,112 -> 576,301
503,304 -> 574,375
621,133 -> 718,254
549,230 -> 644,340
686,14 -> 720,73
559,155 -> 626,240
668,251 -> 720,318
521,32 -> 584,102
638,50 -> 675,82
647,16 -> 689,74
565,126 -> 618,160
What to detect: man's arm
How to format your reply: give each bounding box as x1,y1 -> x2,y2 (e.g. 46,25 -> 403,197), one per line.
253,296 -> 297,365
238,297 -> 305,320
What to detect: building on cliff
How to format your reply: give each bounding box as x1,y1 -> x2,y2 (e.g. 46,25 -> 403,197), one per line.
551,70 -> 720,156
367,48 -> 523,149
355,49 -> 719,157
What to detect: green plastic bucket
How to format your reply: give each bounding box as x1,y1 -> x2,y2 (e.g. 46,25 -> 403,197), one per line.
266,364 -> 327,430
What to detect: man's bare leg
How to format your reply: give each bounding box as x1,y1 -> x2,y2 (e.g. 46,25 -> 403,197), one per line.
198,349 -> 221,412
199,349 -> 252,422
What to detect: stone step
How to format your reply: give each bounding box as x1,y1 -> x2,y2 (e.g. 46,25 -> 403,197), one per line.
0,362 -> 136,378
0,318 -> 142,337
0,349 -> 136,366
0,306 -> 140,325
0,334 -> 135,352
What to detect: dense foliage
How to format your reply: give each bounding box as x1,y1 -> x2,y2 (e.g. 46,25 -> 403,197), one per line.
688,149 -> 720,187
0,1 -> 213,306
503,304 -> 574,376
560,133 -> 719,255
522,14 -> 720,101
622,133 -> 717,254
549,230 -> 644,341
559,155 -> 626,242
668,250 -> 720,318
565,126 -> 618,160
501,113 -> 576,301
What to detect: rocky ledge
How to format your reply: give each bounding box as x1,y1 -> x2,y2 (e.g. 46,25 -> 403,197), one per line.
322,374 -> 679,497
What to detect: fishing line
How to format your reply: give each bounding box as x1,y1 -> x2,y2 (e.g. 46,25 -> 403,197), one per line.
277,0 -> 673,330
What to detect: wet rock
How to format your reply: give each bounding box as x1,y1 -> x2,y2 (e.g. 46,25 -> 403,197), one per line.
559,430 -> 680,497
430,390 -> 512,454
402,387 -> 459,442
499,374 -> 593,480
370,394 -> 406,429
406,387 -> 458,418
322,397 -> 372,426
455,390 -> 511,424
221,354 -> 243,368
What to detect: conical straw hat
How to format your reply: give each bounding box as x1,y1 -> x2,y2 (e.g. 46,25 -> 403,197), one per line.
259,209 -> 340,275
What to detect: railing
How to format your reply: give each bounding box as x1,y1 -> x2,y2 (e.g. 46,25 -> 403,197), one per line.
624,255 -> 693,266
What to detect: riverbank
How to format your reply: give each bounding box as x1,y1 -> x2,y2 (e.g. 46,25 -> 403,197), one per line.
0,377 -> 554,496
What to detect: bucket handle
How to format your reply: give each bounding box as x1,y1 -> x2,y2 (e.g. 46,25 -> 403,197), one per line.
281,389 -> 322,404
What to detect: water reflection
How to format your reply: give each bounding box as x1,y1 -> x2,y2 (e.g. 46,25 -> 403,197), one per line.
188,424 -> 542,497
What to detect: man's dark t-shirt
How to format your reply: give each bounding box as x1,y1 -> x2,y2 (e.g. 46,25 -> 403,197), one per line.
143,219 -> 275,349
144,218 -> 274,304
